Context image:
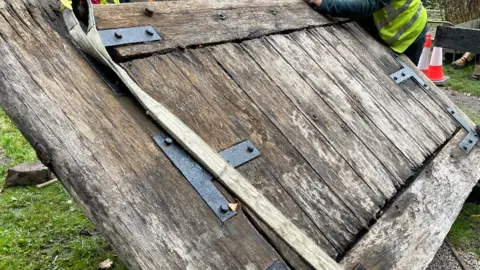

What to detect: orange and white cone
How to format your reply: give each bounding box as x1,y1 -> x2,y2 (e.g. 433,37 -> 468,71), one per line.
427,46 -> 450,85
417,33 -> 432,75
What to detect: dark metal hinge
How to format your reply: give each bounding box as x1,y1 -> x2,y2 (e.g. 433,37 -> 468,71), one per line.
154,136 -> 261,222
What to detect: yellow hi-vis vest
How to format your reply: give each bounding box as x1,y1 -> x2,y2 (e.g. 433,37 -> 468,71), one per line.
373,0 -> 428,53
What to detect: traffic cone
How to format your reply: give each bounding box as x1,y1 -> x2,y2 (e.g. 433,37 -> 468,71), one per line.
427,46 -> 450,85
417,33 -> 432,75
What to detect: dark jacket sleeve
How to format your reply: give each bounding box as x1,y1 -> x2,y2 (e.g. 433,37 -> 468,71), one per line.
318,0 -> 394,18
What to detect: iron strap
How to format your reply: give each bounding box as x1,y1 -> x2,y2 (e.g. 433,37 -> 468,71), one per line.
154,136 -> 261,222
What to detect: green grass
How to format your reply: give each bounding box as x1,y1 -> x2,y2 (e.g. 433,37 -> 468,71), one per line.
461,107 -> 480,124
0,108 -> 125,270
444,62 -> 480,96
448,203 -> 480,259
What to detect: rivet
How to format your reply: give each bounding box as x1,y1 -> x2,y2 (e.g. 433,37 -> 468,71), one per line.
144,5 -> 154,17
463,146 -> 468,151
393,77 -> 398,80
469,139 -> 473,144
220,204 -> 229,213
114,32 -> 122,39
165,137 -> 173,145
218,13 -> 226,20
270,9 -> 277,15
312,114 -> 318,120
401,73 -> 406,76
247,146 -> 254,153
145,29 -> 154,36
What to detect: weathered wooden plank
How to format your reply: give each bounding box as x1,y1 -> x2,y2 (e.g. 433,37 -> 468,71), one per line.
122,52 -> 343,260
336,23 -> 458,135
0,0 -> 301,268
310,26 -> 452,148
92,0 -> 337,59
66,1 -> 344,267
285,29 -> 440,161
210,43 -> 384,224
124,49 -> 364,254
435,26 -> 480,53
342,130 -> 480,270
240,38 -> 398,199
263,33 -> 425,174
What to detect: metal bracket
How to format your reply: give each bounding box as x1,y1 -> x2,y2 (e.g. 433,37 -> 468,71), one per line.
390,58 -> 429,90
447,108 -> 479,154
154,136 -> 261,222
266,260 -> 289,270
99,26 -> 162,47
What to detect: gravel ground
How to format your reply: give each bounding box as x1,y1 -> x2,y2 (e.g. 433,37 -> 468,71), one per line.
458,250 -> 480,270
428,242 -> 462,270
442,87 -> 480,112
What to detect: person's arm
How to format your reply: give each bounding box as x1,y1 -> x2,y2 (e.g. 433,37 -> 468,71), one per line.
307,0 -> 393,18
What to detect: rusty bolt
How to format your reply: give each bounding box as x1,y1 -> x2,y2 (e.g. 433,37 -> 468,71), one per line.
114,32 -> 122,39
144,5 -> 154,17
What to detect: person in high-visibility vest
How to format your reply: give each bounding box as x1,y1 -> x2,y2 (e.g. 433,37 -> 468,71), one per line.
306,0 -> 428,65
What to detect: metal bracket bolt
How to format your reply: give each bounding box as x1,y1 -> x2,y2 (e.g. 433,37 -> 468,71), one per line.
390,58 -> 429,90
447,108 -> 479,154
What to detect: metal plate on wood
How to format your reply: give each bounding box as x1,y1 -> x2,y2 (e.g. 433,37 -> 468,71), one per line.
154,136 -> 261,222
448,107 -> 479,154
99,26 -> 162,47
266,260 -> 289,270
391,58 -> 429,90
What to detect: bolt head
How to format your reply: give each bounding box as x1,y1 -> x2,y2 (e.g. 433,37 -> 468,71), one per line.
145,29 -> 154,36
114,32 -> 122,39
165,137 -> 173,145
247,146 -> 254,153
220,204 -> 229,213
218,13 -> 226,20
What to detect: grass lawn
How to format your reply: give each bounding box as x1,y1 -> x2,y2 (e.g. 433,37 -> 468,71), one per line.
448,203 -> 480,260
0,108 -> 125,270
444,62 -> 480,96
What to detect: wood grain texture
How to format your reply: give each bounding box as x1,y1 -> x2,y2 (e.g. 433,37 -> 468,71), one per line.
258,32 -> 418,186
92,0 -> 340,59
123,49 -> 365,255
240,37 -> 398,199
65,0 -> 344,267
0,0 -> 294,269
342,130 -> 480,270
310,26 -> 452,148
336,23 -> 458,135
210,43 -> 383,222
435,26 -> 480,53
